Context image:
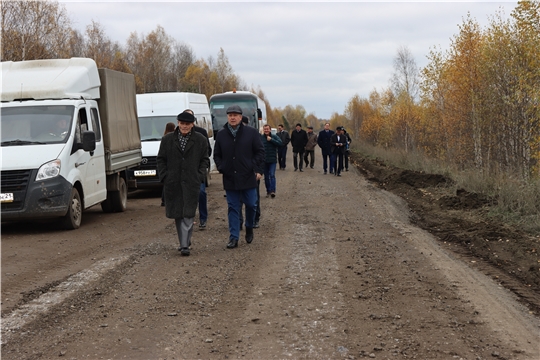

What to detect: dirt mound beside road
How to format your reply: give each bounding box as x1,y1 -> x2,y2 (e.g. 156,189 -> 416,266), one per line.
351,153 -> 540,315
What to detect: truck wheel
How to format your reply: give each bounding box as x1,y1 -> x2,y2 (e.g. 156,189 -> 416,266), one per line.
110,177 -> 127,212
61,188 -> 82,230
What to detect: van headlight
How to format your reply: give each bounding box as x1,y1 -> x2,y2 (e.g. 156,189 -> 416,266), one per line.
36,159 -> 61,181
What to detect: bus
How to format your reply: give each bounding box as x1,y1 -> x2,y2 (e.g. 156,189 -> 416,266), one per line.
210,90 -> 267,135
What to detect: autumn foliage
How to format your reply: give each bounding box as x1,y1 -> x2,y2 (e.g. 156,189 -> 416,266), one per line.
346,1 -> 539,180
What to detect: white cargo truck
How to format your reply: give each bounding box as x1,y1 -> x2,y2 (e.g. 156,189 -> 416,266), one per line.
1,58 -> 142,229
127,92 -> 214,189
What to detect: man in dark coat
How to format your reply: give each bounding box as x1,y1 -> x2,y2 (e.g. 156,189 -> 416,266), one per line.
213,105 -> 265,249
290,123 -> 308,172
317,123 -> 335,174
157,111 -> 210,256
330,126 -> 348,176
184,109 -> 212,229
276,124 -> 290,170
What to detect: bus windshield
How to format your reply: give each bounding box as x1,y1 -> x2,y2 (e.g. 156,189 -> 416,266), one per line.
210,99 -> 258,133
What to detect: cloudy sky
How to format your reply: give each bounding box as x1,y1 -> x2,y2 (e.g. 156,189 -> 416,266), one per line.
61,1 -> 518,119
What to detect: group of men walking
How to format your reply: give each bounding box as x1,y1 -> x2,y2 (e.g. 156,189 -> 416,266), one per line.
157,106 -> 351,256
276,122 -> 351,176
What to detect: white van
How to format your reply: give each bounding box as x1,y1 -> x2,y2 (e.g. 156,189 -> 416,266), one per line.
1,58 -> 142,229
127,92 -> 214,189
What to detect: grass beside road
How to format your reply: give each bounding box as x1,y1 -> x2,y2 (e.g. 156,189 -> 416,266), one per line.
352,142 -> 540,234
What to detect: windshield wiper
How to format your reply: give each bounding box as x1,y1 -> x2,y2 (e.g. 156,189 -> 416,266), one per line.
1,139 -> 46,146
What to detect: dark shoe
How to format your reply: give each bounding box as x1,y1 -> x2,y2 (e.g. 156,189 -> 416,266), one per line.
245,227 -> 254,244
345,168 -> 349,171
299,169 -> 304,172
180,247 -> 190,256
294,168 -> 298,171
270,192 -> 275,198
227,239 -> 238,248
337,173 -> 342,177
199,219 -> 207,229
253,220 -> 260,228
324,171 -> 327,175
310,166 -> 314,169
161,201 -> 165,206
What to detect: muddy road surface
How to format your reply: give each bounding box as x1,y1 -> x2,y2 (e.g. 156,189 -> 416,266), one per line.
2,152 -> 539,359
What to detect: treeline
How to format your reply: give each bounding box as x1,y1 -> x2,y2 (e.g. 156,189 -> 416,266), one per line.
2,1 -> 538,179
342,0 -> 539,180
0,0 -> 276,124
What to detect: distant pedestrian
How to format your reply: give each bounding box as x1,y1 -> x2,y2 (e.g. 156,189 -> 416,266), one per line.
317,123 -> 335,174
290,123 -> 308,172
184,109 -> 212,229
331,126 -> 347,176
261,124 -> 283,198
343,128 -> 352,171
303,126 -> 318,169
157,111 -> 210,256
276,124 -> 290,170
213,105 -> 265,249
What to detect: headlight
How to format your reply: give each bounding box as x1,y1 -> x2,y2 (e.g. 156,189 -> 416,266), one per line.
36,159 -> 61,181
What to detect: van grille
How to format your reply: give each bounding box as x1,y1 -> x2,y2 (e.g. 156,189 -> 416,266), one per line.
1,170 -> 31,211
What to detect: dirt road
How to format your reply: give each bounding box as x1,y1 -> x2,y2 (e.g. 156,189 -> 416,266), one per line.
2,151 -> 539,359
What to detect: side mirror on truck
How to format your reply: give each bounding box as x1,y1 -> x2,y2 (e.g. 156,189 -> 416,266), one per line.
82,131 -> 96,152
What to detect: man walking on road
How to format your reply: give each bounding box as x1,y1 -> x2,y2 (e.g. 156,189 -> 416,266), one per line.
261,124 -> 283,198
184,109 -> 212,229
276,124 -> 290,170
303,126 -> 318,169
317,123 -> 335,174
290,123 -> 308,172
157,111 -> 210,256
213,105 -> 265,249
331,126 -> 347,176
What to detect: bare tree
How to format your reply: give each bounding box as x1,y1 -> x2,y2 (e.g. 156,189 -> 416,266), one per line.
1,0 -> 72,61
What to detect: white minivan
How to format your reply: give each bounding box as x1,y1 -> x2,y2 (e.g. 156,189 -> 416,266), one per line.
127,92 -> 214,189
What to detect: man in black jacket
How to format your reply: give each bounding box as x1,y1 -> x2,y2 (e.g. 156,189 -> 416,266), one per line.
184,109 -> 212,229
330,126 -> 348,176
317,123 -> 335,174
290,123 -> 308,172
213,105 -> 265,249
276,124 -> 290,170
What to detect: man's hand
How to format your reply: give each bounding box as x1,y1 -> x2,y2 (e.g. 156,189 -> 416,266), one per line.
256,173 -> 263,181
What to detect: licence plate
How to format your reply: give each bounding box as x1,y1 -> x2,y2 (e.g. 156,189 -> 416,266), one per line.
1,193 -> 14,203
134,170 -> 157,177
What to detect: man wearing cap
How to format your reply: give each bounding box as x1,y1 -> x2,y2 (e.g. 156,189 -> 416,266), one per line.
157,111 -> 210,256
290,123 -> 308,172
330,126 -> 347,176
213,105 -> 265,249
303,126 -> 318,169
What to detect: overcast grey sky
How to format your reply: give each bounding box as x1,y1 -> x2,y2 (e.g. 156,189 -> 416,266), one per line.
61,1 -> 517,119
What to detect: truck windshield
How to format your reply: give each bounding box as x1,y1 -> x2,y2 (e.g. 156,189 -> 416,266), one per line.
210,100 -> 258,133
138,116 -> 177,141
1,105 -> 74,146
